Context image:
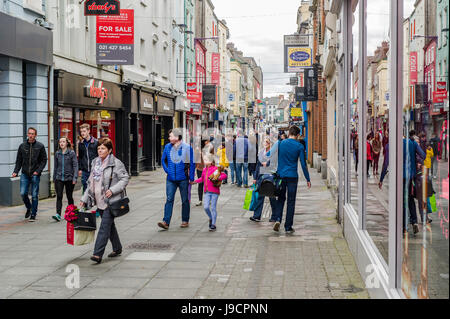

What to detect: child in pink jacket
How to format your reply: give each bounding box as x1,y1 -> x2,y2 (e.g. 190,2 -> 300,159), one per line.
191,156 -> 227,231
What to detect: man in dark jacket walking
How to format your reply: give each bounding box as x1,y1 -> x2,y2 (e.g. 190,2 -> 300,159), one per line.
78,123 -> 98,193
158,128 -> 195,230
12,127 -> 47,221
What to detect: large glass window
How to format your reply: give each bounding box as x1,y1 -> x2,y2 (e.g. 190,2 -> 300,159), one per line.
363,0 -> 391,265
400,0 -> 449,299
349,1 -> 360,214
57,107 -> 74,144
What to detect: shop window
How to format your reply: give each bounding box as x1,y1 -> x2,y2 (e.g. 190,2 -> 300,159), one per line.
75,109 -> 116,155
58,107 -> 74,144
400,1 -> 449,299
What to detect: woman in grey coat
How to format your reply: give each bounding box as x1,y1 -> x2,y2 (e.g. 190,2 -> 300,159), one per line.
53,137 -> 78,222
80,137 -> 129,264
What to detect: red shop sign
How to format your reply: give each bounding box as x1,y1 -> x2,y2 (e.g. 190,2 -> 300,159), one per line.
84,79 -> 108,104
187,82 -> 197,92
437,81 -> 447,92
188,91 -> 202,115
433,91 -> 448,103
85,0 -> 120,16
211,53 -> 220,86
410,52 -> 417,85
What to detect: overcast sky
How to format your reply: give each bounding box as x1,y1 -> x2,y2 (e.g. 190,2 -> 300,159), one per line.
214,0 -> 417,98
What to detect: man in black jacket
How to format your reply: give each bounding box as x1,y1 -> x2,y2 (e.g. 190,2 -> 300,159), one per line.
12,127 -> 47,222
78,123 -> 98,193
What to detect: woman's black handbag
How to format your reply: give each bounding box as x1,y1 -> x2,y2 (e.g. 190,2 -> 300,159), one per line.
107,166 -> 130,218
74,210 -> 96,231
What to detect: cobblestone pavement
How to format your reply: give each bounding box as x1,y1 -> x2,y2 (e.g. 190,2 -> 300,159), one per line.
0,166 -> 369,299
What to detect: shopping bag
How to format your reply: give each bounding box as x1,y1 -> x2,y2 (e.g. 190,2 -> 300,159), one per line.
249,185 -> 259,211
74,211 -> 96,231
67,222 -> 74,246
243,188 -> 253,210
429,194 -> 437,213
74,230 -> 95,246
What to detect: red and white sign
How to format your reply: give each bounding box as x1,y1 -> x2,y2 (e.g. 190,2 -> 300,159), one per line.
84,79 -> 108,104
187,91 -> 202,115
433,91 -> 448,103
211,53 -> 220,86
97,9 -> 134,44
187,82 -> 197,92
410,52 -> 418,85
437,81 -> 447,92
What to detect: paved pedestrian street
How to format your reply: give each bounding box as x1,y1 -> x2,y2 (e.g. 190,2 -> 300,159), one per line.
0,167 -> 369,299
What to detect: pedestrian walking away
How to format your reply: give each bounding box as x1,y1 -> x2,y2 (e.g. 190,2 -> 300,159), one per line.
158,129 -> 195,230
249,137 -> 277,223
191,154 -> 227,231
12,127 -> 47,222
53,137 -> 78,222
271,126 -> 311,233
78,123 -> 98,194
80,138 -> 129,264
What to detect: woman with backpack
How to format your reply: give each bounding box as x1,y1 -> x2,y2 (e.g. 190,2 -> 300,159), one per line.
53,137 -> 78,222
191,154 -> 227,231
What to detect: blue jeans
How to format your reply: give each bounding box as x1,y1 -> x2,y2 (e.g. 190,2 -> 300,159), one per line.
203,192 -> 219,226
20,174 -> 40,216
274,177 -> 299,230
252,194 -> 277,220
164,179 -> 190,225
235,162 -> 249,186
81,170 -> 90,194
229,162 -> 236,183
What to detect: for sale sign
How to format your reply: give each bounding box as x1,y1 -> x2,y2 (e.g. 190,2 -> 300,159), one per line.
85,0 -> 120,16
96,9 -> 134,65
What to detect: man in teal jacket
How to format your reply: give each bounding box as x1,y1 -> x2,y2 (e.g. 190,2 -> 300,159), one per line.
158,129 -> 195,230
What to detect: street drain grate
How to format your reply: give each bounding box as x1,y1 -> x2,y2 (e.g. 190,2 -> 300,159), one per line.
126,242 -> 173,250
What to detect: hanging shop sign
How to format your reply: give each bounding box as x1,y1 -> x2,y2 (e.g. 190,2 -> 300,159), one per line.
433,90 -> 448,103
285,47 -> 312,73
290,77 -> 299,86
202,85 -> 216,104
96,9 -> 134,65
175,95 -> 191,112
187,91 -> 202,115
436,81 -> 447,92
85,0 -> 120,15
295,66 -> 318,101
410,52 -> 418,85
415,84 -> 428,105
187,82 -> 197,92
284,34 -> 309,46
211,53 -> 220,86
290,107 -> 303,117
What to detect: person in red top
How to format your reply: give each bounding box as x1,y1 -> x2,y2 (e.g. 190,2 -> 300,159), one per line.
367,135 -> 373,178
191,154 -> 227,231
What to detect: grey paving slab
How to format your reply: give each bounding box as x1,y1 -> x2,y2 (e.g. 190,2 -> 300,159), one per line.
144,278 -> 204,289
70,287 -> 138,299
8,287 -> 77,299
134,288 -> 197,299
87,276 -> 148,289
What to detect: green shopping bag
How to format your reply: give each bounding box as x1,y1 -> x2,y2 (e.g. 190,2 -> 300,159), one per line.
243,188 -> 253,210
429,194 -> 437,213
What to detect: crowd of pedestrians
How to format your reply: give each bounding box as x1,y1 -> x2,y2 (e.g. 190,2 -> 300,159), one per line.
11,124 -> 316,263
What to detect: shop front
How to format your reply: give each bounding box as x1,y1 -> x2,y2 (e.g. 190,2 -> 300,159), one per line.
54,70 -> 124,164
138,90 -> 156,172
334,0 -> 449,299
155,95 -> 174,167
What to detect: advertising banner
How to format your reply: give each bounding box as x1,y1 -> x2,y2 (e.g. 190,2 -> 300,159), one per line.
290,107 -> 303,117
85,0 -> 120,15
285,47 -> 312,72
433,91 -> 448,103
436,81 -> 447,92
202,85 -> 216,104
187,82 -> 197,92
211,53 -> 220,86
96,9 -> 134,65
410,52 -> 418,85
188,91 -> 202,115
